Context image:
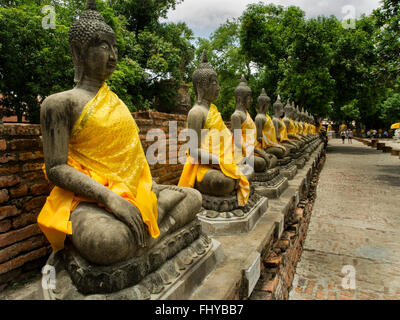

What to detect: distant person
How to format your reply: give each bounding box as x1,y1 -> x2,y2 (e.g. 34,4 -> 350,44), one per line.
341,130 -> 346,144
366,131 -> 371,138
347,129 -> 353,144
383,131 -> 388,138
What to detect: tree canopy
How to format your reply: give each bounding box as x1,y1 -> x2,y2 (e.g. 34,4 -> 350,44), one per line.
0,0 -> 399,129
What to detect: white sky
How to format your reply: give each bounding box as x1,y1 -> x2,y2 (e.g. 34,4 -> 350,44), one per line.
165,0 -> 382,38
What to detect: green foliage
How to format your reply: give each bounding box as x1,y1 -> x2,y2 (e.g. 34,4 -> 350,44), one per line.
373,0 -> 400,83
0,0 -> 194,122
0,3 -> 73,123
379,91 -> 400,127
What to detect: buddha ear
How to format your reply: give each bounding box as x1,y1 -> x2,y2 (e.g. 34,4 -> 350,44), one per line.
70,41 -> 84,83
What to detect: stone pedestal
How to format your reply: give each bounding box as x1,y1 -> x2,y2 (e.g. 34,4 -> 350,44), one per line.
41,220 -> 222,300
279,160 -> 297,180
253,168 -> 289,199
295,155 -> 306,169
198,193 -> 268,236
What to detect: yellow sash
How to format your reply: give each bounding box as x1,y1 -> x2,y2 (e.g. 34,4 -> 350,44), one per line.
37,83 -> 159,252
240,111 -> 258,156
279,118 -> 290,142
260,114 -> 285,151
178,104 -> 249,207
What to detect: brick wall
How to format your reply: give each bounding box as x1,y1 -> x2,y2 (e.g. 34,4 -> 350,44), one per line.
0,111 -> 188,287
0,123 -> 51,287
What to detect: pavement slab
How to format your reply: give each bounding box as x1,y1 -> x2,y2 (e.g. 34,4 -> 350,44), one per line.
289,139 -> 400,300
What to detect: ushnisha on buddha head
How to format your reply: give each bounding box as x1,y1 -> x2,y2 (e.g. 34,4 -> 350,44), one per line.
68,0 -> 118,83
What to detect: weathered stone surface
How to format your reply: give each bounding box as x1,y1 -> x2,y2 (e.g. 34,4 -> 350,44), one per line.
198,192 -> 268,236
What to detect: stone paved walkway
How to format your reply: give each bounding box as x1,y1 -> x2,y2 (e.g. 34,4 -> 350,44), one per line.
289,139 -> 400,300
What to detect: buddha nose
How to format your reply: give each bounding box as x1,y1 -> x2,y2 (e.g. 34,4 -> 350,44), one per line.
109,47 -> 118,62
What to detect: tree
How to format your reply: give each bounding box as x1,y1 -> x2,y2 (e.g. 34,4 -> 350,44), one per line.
0,3 -> 73,122
0,0 -> 196,122
374,0 -> 400,83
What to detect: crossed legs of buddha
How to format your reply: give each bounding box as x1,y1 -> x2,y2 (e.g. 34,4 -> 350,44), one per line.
69,185 -> 202,266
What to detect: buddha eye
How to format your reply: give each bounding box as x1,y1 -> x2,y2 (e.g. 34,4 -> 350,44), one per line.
100,43 -> 110,50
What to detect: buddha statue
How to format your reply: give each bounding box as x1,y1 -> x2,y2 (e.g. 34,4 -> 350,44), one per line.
178,52 -> 252,209
272,95 -> 299,154
254,89 -> 289,159
38,1 -> 207,295
282,101 -> 304,149
231,75 -> 278,172
294,106 -> 305,138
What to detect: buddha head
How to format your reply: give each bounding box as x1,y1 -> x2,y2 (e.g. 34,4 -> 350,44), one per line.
295,106 -> 301,121
257,88 -> 270,114
283,100 -> 293,119
234,75 -> 252,109
69,0 -> 118,83
273,95 -> 284,118
192,50 -> 220,103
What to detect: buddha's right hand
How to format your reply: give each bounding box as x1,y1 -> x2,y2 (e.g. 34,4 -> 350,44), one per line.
107,194 -> 147,248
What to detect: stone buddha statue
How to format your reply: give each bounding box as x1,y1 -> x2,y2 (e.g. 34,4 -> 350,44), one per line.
231,76 -> 277,172
272,95 -> 299,154
254,89 -> 289,159
282,101 -> 304,148
38,1 -> 209,297
178,52 -> 252,210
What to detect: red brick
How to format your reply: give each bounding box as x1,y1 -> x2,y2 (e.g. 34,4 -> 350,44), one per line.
0,139 -> 6,151
316,285 -> 325,299
250,290 -> 273,300
9,139 -> 41,151
21,171 -> 45,182
0,224 -> 42,249
12,212 -> 38,229
0,189 -> 9,204
22,162 -> 43,172
0,235 -> 47,263
0,220 -> 11,233
304,280 -> 315,295
0,165 -> 19,175
264,256 -> 282,267
340,290 -> 355,297
9,184 -> 28,198
0,175 -> 20,188
18,151 -> 43,161
0,153 -> 17,164
0,246 -> 50,275
0,206 -> 19,221
15,125 -> 41,136
23,196 -> 47,211
327,292 -> 337,300
30,182 -> 50,196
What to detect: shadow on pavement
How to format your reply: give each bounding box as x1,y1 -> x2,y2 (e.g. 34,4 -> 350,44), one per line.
326,144 -> 377,155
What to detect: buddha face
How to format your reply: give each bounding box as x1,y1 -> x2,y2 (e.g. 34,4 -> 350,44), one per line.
197,73 -> 220,102
83,32 -> 118,82
245,93 -> 252,108
257,99 -> 268,114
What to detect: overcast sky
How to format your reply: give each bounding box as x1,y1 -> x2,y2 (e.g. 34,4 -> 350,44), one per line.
165,0 -> 382,38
